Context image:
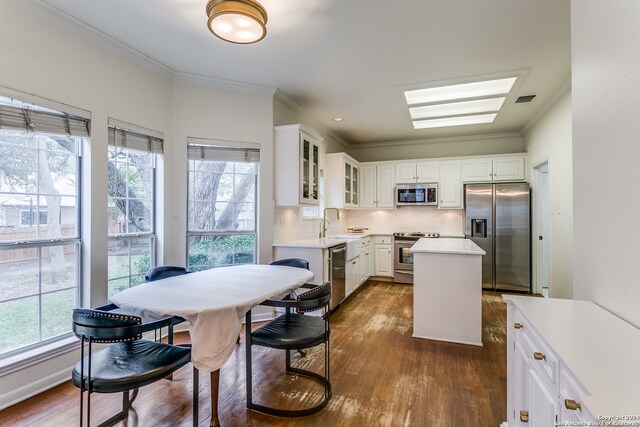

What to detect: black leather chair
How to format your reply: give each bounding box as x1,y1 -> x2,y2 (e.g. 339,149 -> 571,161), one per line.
270,258 -> 310,270
145,266 -> 190,345
270,258 -> 312,356
71,308 -> 199,427
245,282 -> 332,417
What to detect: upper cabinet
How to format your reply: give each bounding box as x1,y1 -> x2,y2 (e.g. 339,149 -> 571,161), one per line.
274,124 -> 323,206
396,161 -> 439,184
326,153 -> 360,209
462,156 -> 525,182
360,163 -> 395,208
439,161 -> 463,209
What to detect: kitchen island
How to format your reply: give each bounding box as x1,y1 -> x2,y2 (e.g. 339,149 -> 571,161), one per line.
410,238 -> 485,346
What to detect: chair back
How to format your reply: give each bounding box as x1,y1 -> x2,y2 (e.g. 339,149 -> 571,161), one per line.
295,282 -> 331,312
270,258 -> 310,270
72,309 -> 143,343
145,266 -> 189,282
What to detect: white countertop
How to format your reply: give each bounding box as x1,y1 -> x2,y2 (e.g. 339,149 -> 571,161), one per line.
272,237 -> 354,249
409,237 -> 486,255
504,295 -> 640,418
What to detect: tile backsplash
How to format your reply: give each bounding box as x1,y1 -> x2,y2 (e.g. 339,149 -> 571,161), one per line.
274,206 -> 464,241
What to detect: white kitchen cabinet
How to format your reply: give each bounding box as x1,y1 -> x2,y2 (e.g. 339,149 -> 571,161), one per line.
462,156 -> 525,182
396,161 -> 439,184
360,163 -> 395,208
373,235 -> 393,277
361,237 -> 373,282
346,254 -> 360,296
274,124 -> 323,206
326,153 -> 359,208
438,160 -> 463,209
503,296 -> 634,427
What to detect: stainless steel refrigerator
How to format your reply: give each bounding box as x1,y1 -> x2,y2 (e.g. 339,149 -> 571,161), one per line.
465,183 -> 530,292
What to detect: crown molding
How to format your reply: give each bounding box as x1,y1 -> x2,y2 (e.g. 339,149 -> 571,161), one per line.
172,72 -> 276,95
349,132 -> 523,150
274,90 -> 352,150
520,76 -> 572,134
21,0 -> 173,77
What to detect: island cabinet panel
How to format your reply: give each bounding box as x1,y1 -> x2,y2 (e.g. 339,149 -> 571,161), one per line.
411,237 -> 485,346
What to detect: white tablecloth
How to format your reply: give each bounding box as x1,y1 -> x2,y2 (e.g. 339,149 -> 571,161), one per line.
109,264 -> 314,372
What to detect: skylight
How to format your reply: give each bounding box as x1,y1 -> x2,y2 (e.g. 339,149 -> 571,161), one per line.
404,77 -> 517,129
413,114 -> 497,130
409,98 -> 505,120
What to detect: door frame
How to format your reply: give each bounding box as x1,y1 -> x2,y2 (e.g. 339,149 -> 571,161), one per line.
531,158 -> 550,296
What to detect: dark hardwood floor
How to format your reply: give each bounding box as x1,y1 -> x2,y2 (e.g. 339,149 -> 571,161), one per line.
0,281 -> 508,427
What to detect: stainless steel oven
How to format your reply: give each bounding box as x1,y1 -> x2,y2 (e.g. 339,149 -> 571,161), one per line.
393,232 -> 439,283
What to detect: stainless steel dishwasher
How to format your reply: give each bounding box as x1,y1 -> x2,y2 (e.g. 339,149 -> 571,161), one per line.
328,244 -> 346,310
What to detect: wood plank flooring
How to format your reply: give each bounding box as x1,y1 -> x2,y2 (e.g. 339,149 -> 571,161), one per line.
0,281 -> 508,427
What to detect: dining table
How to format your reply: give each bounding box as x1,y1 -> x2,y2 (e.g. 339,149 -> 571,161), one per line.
109,264 -> 314,427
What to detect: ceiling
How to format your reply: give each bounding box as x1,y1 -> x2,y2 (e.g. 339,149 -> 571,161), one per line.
36,0 -> 571,145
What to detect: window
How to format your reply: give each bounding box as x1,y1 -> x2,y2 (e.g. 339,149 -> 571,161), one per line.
0,95 -> 87,358
187,141 -> 259,271
20,210 -> 48,226
107,123 -> 162,297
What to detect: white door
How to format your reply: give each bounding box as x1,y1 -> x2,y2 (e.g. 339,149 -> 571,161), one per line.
416,161 -> 439,182
461,159 -> 493,182
376,164 -> 396,208
374,245 -> 393,276
360,165 -> 377,208
395,163 -> 417,183
493,156 -> 525,181
528,369 -> 558,427
439,161 -> 463,208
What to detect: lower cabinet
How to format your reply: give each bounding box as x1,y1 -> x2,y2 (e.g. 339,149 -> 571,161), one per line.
346,255 -> 361,296
505,296 -> 603,427
373,235 -> 393,277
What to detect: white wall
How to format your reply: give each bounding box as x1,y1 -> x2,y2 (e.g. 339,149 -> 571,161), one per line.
345,207 -> 465,237
0,0 -> 277,408
273,92 -> 350,154
273,206 -> 464,242
571,0 -> 640,328
348,133 -> 524,162
524,93 -> 573,298
170,79 -> 275,266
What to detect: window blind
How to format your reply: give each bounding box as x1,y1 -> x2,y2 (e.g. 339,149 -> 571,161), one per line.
187,144 -> 260,163
108,126 -> 163,154
0,103 -> 90,137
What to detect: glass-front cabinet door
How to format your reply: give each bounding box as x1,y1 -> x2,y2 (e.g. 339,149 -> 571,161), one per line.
351,165 -> 359,205
300,134 -> 320,205
344,162 -> 352,204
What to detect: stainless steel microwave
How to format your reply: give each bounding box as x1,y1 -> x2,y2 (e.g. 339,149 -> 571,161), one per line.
395,183 -> 438,206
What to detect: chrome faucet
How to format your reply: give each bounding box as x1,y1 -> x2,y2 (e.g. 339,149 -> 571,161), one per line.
319,208 -> 340,238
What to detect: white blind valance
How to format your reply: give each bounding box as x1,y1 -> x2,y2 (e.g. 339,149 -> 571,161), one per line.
187,144 -> 260,163
108,126 -> 163,154
0,104 -> 90,137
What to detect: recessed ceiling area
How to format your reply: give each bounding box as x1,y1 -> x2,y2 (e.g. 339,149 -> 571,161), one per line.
34,0 -> 571,145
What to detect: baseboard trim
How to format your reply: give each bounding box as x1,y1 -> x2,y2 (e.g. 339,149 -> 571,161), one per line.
0,367 -> 71,411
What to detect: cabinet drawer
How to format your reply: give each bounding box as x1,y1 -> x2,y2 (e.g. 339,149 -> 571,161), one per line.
515,313 -> 559,385
559,368 -> 595,423
373,235 -> 392,244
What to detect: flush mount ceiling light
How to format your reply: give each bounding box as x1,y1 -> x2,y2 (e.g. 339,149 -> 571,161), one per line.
206,0 -> 268,44
332,116 -> 344,122
403,76 -> 518,129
